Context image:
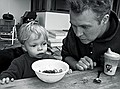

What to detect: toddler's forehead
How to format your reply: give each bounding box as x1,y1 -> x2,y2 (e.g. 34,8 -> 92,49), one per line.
29,32 -> 43,40
25,33 -> 46,44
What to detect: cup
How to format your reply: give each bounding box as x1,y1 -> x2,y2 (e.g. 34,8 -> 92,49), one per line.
104,48 -> 120,75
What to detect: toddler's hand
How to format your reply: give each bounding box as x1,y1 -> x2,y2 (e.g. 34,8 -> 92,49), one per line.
0,77 -> 14,85
67,69 -> 72,74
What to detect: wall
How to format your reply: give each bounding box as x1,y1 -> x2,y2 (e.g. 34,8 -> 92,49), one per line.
0,0 -> 31,24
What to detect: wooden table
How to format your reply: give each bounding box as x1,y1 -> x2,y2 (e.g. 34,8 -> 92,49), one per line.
1,67 -> 120,89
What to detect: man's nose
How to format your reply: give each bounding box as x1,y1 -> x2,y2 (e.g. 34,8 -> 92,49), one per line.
76,27 -> 83,36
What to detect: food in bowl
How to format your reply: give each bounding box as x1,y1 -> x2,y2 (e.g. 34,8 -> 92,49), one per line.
32,59 -> 69,83
40,69 -> 63,73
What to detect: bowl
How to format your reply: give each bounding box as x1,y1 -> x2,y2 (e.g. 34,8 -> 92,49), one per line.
32,59 -> 69,83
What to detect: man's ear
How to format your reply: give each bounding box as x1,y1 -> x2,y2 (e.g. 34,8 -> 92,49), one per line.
101,14 -> 109,24
21,45 -> 27,52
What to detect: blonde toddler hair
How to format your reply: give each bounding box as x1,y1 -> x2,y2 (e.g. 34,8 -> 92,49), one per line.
17,21 -> 48,44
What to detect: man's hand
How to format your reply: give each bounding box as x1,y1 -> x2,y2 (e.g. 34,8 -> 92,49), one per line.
76,56 -> 96,71
0,77 -> 14,85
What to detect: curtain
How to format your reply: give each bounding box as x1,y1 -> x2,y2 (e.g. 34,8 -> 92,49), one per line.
112,0 -> 120,18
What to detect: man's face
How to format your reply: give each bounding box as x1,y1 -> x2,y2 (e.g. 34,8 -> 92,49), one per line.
70,9 -> 105,44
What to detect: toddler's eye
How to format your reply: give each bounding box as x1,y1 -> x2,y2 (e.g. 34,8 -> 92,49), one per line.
43,42 -> 47,45
31,45 -> 36,47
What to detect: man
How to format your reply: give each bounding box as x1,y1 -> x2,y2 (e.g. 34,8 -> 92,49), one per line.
61,0 -> 120,71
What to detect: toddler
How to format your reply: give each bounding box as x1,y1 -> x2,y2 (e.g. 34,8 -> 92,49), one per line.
0,21 -> 55,84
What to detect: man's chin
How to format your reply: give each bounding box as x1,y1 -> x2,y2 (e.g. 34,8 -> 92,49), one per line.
80,39 -> 91,44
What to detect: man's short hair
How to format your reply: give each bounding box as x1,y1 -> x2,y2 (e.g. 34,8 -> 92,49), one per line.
67,0 -> 112,22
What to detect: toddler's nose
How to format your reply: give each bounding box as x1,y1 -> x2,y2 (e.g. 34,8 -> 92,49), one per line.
37,46 -> 43,51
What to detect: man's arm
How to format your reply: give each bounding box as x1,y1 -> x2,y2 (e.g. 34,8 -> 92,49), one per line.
64,56 -> 78,70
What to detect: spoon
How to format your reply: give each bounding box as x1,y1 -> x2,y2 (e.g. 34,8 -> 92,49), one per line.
93,71 -> 102,84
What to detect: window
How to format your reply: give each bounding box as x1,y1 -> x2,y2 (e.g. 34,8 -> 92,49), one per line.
31,0 -> 69,13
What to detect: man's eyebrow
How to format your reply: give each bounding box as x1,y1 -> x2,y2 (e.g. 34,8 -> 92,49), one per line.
70,21 -> 92,27
79,24 -> 92,26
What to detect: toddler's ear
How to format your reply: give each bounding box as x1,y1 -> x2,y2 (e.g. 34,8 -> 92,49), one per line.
21,45 -> 27,52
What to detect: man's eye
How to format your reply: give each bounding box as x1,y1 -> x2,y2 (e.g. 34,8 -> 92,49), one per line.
81,25 -> 88,29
